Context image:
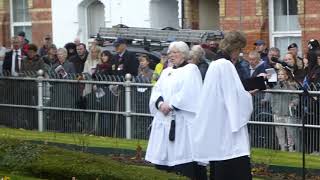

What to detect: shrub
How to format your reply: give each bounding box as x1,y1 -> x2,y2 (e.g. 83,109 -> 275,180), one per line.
0,138 -> 186,180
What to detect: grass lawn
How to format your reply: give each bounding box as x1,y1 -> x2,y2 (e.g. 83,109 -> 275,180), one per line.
0,170 -> 46,180
0,127 -> 319,169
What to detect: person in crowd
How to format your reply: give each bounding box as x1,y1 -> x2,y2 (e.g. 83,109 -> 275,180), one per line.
307,39 -> 320,52
21,44 -> 45,76
270,68 -> 299,152
254,39 -> 268,62
189,45 -> 209,80
42,44 -> 58,70
303,49 -> 320,154
235,53 -> 250,82
200,43 -> 216,62
264,47 -> 282,70
113,38 -> 139,76
208,40 -> 219,54
192,31 -> 253,180
3,36 -> 23,76
151,47 -> 170,85
137,54 -> 153,82
17,31 -> 29,56
214,46 -> 250,82
288,43 -> 303,61
0,42 -> 7,75
64,42 -> 77,59
246,50 -> 266,78
146,41 -> 207,179
82,45 -> 102,97
303,53 -> 309,73
304,50 -> 320,89
69,43 -> 88,74
74,37 -> 81,46
49,48 -> 77,132
83,46 -> 101,77
20,44 -> 44,125
93,50 -> 114,77
51,48 -> 76,78
38,34 -> 53,57
283,51 -> 306,83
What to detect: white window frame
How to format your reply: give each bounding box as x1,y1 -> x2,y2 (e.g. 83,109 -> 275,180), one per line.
10,0 -> 32,37
268,0 -> 301,48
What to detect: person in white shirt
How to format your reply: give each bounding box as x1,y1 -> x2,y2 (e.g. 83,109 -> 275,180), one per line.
192,31 -> 254,180
146,41 -> 206,179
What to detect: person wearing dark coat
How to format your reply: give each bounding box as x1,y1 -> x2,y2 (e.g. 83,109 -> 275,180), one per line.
2,36 -> 23,76
246,50 -> 266,78
17,31 -> 29,56
190,45 -> 209,80
64,42 -> 77,60
303,49 -> 320,153
112,38 -> 139,76
69,43 -> 88,74
254,39 -> 268,62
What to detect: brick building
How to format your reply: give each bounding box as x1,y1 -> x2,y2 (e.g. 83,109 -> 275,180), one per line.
0,0 -> 52,48
184,0 -> 320,56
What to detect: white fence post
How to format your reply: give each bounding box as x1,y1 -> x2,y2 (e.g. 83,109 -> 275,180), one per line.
37,69 -> 44,132
125,74 -> 132,139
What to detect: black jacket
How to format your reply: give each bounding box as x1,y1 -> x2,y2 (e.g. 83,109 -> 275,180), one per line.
3,50 -> 21,75
69,53 -> 88,74
113,50 -> 139,76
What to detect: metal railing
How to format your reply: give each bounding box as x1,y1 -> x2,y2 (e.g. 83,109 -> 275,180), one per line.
0,71 -> 320,154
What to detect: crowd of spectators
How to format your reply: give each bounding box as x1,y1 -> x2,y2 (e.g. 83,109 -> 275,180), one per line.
0,30 -> 319,154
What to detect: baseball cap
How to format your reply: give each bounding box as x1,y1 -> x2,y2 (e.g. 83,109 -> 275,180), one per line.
287,43 -> 298,50
113,37 -> 126,47
18,31 -> 26,37
254,39 -> 265,46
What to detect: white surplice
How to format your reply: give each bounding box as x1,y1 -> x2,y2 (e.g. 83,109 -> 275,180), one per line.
145,64 -> 202,166
192,59 -> 253,161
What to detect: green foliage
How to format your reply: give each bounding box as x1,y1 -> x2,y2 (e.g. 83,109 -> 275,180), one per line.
0,139 -> 43,171
0,138 -> 186,180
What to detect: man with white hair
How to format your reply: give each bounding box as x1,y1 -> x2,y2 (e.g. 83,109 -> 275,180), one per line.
247,50 -> 266,77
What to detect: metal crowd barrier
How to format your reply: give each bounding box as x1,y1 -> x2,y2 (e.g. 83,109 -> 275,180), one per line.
0,72 -> 320,154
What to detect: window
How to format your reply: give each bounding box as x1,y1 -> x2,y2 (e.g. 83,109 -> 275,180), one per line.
269,0 -> 301,58
10,0 -> 32,40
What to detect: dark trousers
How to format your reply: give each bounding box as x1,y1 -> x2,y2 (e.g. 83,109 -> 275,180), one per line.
210,156 -> 252,180
155,162 -> 207,180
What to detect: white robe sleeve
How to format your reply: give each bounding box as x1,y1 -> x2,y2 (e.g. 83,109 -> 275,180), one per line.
221,61 -> 253,132
169,64 -> 202,114
149,69 -> 166,115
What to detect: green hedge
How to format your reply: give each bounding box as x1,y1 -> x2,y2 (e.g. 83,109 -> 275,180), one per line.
0,138 -> 186,180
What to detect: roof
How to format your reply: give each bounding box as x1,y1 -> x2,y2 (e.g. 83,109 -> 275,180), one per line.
98,25 -> 223,44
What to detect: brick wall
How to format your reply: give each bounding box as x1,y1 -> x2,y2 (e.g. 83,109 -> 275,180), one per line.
30,0 -> 52,47
0,0 -> 10,47
184,0 -> 199,29
220,0 -> 269,53
0,0 -> 52,48
184,0 -> 320,54
184,0 -> 269,53
299,0 -> 320,53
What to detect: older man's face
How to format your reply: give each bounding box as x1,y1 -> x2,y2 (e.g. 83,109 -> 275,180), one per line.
12,39 -> 20,50
248,55 -> 260,67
